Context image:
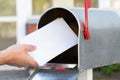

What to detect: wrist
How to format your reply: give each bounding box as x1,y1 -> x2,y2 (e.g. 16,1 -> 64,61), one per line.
0,50 -> 11,65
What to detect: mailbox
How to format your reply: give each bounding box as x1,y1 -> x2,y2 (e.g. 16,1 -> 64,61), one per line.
28,7 -> 120,80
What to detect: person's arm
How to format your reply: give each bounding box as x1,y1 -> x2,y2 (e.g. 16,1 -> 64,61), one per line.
0,44 -> 37,68
0,50 -> 8,65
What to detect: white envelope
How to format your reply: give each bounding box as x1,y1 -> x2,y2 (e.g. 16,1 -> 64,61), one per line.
18,18 -> 78,66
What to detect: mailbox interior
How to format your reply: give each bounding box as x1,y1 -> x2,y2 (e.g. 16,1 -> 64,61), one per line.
38,8 -> 79,66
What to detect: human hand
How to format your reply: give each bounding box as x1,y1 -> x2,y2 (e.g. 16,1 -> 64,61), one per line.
0,44 -> 37,68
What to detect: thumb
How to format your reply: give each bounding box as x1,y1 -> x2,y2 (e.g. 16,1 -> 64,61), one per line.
24,45 -> 36,51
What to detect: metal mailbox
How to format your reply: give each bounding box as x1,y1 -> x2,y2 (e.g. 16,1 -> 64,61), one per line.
28,7 -> 120,80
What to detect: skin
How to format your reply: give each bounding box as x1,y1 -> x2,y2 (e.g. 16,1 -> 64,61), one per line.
0,44 -> 37,68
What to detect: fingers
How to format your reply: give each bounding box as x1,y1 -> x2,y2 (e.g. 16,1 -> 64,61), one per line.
25,55 -> 37,68
23,44 -> 37,68
24,45 -> 36,51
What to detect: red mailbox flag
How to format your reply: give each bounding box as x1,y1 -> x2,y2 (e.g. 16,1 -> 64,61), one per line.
83,0 -> 91,40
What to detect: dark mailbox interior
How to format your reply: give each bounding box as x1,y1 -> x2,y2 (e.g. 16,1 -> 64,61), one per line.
38,8 -> 79,64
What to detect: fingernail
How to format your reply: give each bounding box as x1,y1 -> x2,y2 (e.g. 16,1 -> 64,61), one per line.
32,46 -> 36,50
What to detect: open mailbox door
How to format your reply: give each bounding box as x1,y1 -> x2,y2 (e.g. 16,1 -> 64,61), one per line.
28,69 -> 79,80
28,7 -> 120,80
